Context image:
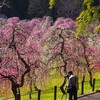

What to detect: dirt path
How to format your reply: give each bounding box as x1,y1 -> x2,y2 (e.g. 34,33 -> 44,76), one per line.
78,93 -> 100,100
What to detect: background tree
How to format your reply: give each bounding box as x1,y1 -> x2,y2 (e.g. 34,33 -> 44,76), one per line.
77,35 -> 98,87
76,0 -> 100,37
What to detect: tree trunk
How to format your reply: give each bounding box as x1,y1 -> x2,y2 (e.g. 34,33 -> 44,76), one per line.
29,80 -> 33,99
15,92 -> 21,100
88,71 -> 93,87
33,81 -> 38,91
60,77 -> 67,94
82,74 -> 85,82
12,85 -> 21,100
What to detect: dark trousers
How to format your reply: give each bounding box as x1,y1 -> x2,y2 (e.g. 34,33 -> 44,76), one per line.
69,90 -> 77,100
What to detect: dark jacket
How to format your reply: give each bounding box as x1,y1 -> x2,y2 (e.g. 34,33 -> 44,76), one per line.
68,75 -> 79,89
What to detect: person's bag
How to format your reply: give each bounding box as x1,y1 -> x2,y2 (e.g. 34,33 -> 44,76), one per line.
67,86 -> 76,94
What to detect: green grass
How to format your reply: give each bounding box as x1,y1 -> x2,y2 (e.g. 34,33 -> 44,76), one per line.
1,72 -> 100,100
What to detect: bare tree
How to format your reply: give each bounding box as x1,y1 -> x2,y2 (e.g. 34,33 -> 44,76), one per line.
0,0 -> 10,8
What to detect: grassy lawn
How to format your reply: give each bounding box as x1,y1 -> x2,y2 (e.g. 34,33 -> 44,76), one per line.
1,72 -> 100,100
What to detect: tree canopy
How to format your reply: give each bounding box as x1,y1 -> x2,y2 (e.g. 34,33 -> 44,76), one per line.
49,0 -> 100,37
76,0 -> 100,37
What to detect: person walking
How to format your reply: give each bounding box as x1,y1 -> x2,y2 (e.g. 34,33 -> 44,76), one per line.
67,71 -> 78,100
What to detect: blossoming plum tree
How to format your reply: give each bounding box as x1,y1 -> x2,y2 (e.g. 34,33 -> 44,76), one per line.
0,17 -> 49,100
43,17 -> 100,92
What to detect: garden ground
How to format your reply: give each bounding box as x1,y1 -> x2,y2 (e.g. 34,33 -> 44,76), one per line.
0,72 -> 100,100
